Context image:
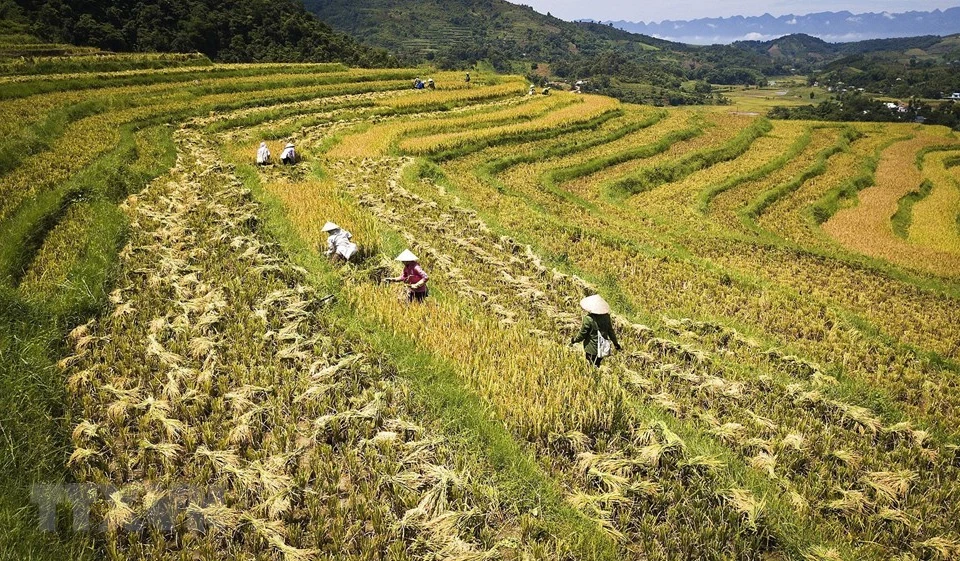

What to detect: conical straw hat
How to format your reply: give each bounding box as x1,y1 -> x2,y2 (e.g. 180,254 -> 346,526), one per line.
580,294 -> 611,314
285,143 -> 295,148
321,222 -> 339,232
395,249 -> 419,262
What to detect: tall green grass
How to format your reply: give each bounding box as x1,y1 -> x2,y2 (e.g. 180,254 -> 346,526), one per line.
0,124 -> 174,561
891,179 -> 935,239
0,52 -> 212,77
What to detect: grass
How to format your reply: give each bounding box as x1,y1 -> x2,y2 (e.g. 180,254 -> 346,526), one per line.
0,98 -> 114,176
741,127 -> 860,232
892,179 -> 935,239
608,118 -> 773,200
0,122 -> 174,561
721,84 -> 829,113
0,295 -> 98,561
807,135 -> 909,225
699,125 -> 814,213
0,52 -> 212,77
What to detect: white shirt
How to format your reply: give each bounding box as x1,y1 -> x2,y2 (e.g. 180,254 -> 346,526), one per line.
326,229 -> 357,260
280,146 -> 296,161
256,143 -> 270,164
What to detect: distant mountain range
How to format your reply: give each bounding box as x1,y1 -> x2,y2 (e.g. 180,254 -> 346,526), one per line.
600,7 -> 960,45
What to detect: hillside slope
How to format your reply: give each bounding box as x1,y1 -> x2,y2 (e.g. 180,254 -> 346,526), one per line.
303,0 -> 780,104
7,0 -> 394,65
303,0 -> 671,66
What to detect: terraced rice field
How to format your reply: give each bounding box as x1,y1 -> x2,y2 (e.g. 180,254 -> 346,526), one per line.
3,54 -> 960,561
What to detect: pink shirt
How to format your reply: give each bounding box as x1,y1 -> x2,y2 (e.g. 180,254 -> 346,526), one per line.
401,263 -> 428,293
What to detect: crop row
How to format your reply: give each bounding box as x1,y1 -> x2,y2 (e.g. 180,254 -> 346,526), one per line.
61,127 -> 564,560
824,133 -> 960,277
9,65 -> 960,560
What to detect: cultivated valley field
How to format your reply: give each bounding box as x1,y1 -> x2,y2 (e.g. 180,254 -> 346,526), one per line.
3,45 -> 960,561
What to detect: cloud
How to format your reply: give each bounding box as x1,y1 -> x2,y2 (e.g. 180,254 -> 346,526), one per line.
786,17 -> 798,24
743,32 -> 768,40
505,0 -> 960,26
846,16 -> 862,22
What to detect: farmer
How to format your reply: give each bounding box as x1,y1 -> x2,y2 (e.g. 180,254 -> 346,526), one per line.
386,249 -> 429,303
529,84 -> 536,96
280,142 -> 297,165
465,72 -> 471,84
321,222 -> 358,263
427,78 -> 435,90
571,294 -> 622,368
256,142 -> 271,165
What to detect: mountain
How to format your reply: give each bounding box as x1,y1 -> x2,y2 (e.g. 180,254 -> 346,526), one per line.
7,0 -> 394,65
302,0 -> 783,104
604,7 -> 960,45
303,0 -> 676,68
732,33 -> 949,63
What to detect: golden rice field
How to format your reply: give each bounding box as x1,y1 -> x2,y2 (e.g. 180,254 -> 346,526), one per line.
3,52 -> 960,561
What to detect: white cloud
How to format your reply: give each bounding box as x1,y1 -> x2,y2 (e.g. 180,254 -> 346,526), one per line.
504,1 -> 960,25
846,16 -> 862,22
786,17 -> 798,24
743,32 -> 768,40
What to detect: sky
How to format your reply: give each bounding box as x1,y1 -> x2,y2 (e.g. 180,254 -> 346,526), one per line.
507,1 -> 960,23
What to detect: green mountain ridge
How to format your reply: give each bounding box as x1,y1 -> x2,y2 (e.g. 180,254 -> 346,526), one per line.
303,0 -> 676,66
6,0 -> 960,105
4,0 -> 395,66
303,0 -> 784,104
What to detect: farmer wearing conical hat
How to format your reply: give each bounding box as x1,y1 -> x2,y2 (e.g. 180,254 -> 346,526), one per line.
321,222 -> 357,263
280,142 -> 297,165
256,141 -> 271,165
386,249 -> 429,303
571,294 -> 622,367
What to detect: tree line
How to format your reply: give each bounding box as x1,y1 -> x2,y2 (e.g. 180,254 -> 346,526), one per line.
5,0 -> 395,66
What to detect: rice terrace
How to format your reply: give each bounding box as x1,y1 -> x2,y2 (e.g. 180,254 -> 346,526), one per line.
2,2 -> 960,561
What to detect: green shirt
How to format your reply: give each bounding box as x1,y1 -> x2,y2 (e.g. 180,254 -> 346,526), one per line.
571,313 -> 621,356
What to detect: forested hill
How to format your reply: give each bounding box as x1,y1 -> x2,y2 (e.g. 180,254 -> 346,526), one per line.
303,0 -> 675,68
302,0 -> 782,104
5,0 -> 395,65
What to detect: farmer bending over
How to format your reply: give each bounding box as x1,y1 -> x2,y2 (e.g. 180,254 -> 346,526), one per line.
571,294 -> 622,367
322,222 -> 358,263
280,142 -> 297,165
256,142 -> 271,165
386,250 -> 429,303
